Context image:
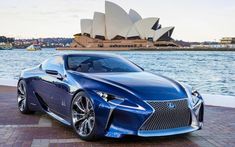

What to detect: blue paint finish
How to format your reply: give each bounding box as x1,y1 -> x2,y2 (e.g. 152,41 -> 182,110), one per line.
18,53 -> 204,138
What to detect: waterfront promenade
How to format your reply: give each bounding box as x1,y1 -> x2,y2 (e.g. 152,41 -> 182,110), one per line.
56,47 -> 235,51
0,84 -> 235,146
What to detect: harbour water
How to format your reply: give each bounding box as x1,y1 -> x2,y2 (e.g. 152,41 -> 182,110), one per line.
0,48 -> 234,96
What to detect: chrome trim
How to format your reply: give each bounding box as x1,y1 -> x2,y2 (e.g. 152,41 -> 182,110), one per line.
138,100 -> 155,131
47,111 -> 71,126
190,100 -> 203,127
138,126 -> 199,137
105,107 -> 114,130
109,101 -> 145,110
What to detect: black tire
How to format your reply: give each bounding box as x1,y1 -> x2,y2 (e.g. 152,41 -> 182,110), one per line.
71,91 -> 99,141
17,80 -> 34,114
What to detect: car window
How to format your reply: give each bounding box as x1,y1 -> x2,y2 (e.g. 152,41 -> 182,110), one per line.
67,55 -> 142,73
67,56 -> 90,70
41,56 -> 64,74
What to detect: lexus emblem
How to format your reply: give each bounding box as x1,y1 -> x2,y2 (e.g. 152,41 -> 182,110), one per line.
167,102 -> 176,109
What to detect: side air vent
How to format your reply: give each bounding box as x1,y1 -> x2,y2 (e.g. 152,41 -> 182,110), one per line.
34,92 -> 49,111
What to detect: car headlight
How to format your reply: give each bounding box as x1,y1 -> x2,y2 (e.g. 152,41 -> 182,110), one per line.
95,91 -> 146,110
191,90 -> 201,105
95,91 -> 123,102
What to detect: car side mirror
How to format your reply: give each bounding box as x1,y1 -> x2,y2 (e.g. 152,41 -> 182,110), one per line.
45,70 -> 64,80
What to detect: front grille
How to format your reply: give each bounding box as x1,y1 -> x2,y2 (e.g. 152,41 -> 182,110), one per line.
140,99 -> 191,131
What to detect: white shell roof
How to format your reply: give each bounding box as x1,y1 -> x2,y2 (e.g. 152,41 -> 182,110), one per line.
154,27 -> 174,41
105,1 -> 133,40
80,1 -> 174,41
129,9 -> 142,23
91,12 -> 105,38
134,17 -> 159,39
126,26 -> 140,38
81,19 -> 93,35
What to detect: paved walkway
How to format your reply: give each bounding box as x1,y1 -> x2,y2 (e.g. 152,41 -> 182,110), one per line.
0,86 -> 234,147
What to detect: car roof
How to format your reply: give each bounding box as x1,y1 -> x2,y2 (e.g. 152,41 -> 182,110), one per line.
55,52 -> 122,58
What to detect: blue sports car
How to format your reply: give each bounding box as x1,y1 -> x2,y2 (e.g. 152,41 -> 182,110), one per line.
17,53 -> 204,140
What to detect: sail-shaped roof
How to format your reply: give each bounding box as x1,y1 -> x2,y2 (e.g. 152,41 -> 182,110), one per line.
91,12 -> 105,38
129,9 -> 142,23
134,17 -> 159,39
105,1 -> 134,40
154,27 -> 174,41
79,1 -> 174,42
81,19 -> 93,35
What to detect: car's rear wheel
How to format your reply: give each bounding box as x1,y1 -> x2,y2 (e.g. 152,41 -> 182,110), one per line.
17,80 -> 34,114
71,91 -> 97,141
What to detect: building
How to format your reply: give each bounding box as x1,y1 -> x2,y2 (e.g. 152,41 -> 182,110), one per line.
71,1 -> 178,49
220,37 -> 235,44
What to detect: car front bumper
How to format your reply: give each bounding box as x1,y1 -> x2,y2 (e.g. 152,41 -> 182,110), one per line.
88,91 -> 204,138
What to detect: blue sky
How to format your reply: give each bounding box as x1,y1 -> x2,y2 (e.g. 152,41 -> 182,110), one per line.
0,0 -> 234,41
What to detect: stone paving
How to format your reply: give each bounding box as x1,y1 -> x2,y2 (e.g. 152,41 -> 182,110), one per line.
0,86 -> 235,147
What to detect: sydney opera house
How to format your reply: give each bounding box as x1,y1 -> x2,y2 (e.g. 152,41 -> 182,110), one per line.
71,1 -> 178,49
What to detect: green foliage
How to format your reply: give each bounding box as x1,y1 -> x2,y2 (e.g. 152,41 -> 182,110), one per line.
0,36 -> 15,43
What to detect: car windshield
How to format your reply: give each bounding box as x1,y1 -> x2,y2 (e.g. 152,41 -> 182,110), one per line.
67,55 -> 142,73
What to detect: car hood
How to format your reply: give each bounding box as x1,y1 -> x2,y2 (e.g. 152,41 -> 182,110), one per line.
85,72 -> 188,101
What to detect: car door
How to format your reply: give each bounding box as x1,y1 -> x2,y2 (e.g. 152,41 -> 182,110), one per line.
36,56 -> 69,116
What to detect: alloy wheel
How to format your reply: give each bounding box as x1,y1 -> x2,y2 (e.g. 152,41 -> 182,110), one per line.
17,81 -> 26,112
72,96 -> 95,137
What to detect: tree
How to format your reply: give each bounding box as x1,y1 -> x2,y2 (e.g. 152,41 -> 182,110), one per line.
0,36 -> 15,43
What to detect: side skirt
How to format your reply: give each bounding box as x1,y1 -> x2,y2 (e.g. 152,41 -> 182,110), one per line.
46,111 -> 71,126
34,92 -> 71,126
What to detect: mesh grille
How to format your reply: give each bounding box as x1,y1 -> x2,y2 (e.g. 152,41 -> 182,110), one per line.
140,99 -> 191,131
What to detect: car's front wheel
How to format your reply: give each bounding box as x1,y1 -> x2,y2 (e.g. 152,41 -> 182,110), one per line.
17,80 -> 34,114
71,91 -> 97,141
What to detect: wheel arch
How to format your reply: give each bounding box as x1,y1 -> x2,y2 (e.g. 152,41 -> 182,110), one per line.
17,77 -> 24,84
70,89 -> 86,113
71,89 -> 85,102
